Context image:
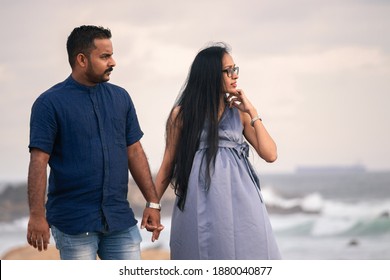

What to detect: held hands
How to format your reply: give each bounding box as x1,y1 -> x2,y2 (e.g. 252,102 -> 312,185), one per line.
141,207 -> 164,242
27,215 -> 50,252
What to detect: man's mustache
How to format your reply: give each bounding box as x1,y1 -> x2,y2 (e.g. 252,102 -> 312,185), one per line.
105,67 -> 114,73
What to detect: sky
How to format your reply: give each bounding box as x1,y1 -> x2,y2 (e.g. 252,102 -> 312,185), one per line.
1,0 -> 389,181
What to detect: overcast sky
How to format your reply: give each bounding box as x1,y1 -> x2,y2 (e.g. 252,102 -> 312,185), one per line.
1,0 -> 389,181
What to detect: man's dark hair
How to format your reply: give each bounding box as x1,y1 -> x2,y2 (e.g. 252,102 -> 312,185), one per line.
66,25 -> 112,68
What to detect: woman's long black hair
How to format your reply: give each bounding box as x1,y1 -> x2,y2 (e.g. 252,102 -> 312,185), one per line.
167,43 -> 230,210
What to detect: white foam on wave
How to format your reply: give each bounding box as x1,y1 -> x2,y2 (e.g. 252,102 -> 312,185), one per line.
263,186 -> 390,237
0,217 -> 28,232
263,186 -> 390,218
262,187 -> 324,214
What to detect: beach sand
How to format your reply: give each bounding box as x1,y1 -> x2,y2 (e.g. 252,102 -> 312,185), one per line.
1,245 -> 170,260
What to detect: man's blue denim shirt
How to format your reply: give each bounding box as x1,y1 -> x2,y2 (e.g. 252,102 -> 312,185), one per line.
29,76 -> 143,235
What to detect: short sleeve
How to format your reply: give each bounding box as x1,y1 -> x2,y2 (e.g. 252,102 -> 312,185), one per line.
28,97 -> 57,154
125,94 -> 143,146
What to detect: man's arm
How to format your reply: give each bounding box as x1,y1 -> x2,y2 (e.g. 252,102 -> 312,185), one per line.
27,148 -> 51,251
127,141 -> 163,241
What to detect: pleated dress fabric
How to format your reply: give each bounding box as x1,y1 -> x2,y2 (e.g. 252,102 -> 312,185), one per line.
170,107 -> 281,260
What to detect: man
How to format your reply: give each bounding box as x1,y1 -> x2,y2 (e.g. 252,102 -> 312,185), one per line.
27,25 -> 162,260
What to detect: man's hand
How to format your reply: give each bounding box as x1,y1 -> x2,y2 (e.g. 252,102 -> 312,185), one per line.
141,208 -> 164,242
27,215 -> 50,251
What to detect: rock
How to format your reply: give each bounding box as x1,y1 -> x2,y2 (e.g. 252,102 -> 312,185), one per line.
348,239 -> 359,246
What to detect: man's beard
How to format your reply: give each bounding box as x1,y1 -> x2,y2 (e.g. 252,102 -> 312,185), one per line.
86,66 -> 113,84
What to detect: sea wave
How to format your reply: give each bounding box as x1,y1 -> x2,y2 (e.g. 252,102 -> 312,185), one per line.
0,217 -> 28,232
262,186 -> 390,218
263,187 -> 390,237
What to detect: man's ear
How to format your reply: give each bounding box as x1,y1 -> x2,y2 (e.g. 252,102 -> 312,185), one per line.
76,53 -> 87,68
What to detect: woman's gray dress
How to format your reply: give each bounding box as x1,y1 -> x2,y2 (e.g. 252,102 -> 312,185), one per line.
170,107 -> 281,260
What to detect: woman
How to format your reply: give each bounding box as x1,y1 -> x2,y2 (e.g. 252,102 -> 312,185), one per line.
156,43 -> 281,259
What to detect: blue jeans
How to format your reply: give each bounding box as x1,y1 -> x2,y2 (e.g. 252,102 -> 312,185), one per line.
51,224 -> 142,260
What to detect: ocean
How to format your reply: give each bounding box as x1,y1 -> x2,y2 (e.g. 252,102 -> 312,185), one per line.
260,171 -> 390,259
1,171 -> 389,259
